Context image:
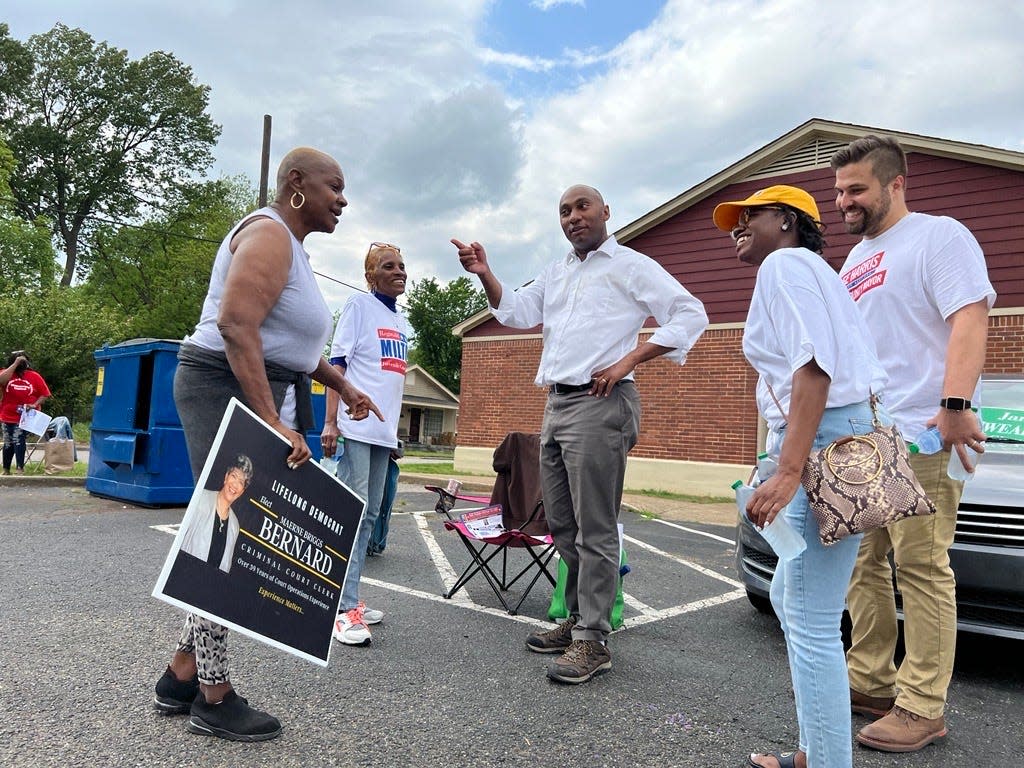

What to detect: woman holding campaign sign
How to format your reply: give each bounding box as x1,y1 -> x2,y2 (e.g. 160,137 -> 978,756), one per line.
151,147 -> 381,743
1,352 -> 50,476
320,241 -> 408,646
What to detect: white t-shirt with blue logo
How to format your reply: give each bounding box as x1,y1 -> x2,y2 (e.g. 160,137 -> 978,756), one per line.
330,292 -> 408,447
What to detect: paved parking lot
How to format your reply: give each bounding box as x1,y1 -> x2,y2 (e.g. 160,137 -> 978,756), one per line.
2,483 -> 1021,767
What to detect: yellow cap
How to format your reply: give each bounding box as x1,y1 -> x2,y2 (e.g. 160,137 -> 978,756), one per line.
712,185 -> 821,232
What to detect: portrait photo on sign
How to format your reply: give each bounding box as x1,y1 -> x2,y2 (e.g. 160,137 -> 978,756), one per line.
153,398 -> 367,666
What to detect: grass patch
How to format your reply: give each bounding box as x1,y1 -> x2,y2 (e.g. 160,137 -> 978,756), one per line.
403,448 -> 454,459
72,421 -> 91,444
20,460 -> 87,478
398,462 -> 491,477
628,488 -> 732,504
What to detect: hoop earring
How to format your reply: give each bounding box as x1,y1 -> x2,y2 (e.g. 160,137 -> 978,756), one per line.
290,191 -> 306,209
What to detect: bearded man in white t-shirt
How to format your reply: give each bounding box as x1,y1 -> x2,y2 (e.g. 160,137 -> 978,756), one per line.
832,135 -> 996,754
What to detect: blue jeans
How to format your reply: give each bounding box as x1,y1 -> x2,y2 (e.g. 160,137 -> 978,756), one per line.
337,438 -> 392,612
368,458 -> 400,556
770,400 -> 878,768
2,421 -> 27,472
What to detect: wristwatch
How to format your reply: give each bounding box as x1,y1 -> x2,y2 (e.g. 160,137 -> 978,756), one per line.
940,396 -> 972,411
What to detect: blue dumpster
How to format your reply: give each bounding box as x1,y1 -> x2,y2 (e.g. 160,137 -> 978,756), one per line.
86,339 -> 328,504
86,339 -> 193,506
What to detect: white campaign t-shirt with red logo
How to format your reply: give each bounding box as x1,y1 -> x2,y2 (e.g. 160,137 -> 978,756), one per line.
839,212 -> 995,437
329,292 -> 408,448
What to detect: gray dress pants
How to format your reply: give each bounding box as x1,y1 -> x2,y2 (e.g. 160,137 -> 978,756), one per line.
540,382 -> 640,642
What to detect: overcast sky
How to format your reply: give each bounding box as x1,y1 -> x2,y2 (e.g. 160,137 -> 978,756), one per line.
7,0 -> 1024,310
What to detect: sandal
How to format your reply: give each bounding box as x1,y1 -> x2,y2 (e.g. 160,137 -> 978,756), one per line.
747,751 -> 801,768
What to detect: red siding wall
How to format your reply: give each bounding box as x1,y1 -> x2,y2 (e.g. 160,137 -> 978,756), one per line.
459,152 -> 1024,466
632,156 -> 1024,323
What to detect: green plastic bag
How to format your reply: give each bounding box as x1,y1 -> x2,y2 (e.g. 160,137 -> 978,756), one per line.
547,547 -> 628,630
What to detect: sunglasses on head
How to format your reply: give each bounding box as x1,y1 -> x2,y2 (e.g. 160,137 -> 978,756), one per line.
370,241 -> 401,252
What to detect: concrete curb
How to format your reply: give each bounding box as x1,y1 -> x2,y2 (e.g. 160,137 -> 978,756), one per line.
0,475 -> 84,488
398,472 -> 495,495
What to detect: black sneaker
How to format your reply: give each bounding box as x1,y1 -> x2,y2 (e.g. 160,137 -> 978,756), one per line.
153,667 -> 199,715
546,639 -> 612,684
187,690 -> 282,742
526,618 -> 576,654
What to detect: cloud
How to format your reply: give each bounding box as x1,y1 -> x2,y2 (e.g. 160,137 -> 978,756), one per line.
478,47 -> 557,72
531,0 -> 586,10
471,0 -> 1024,286
5,0 -> 1023,311
364,85 -> 525,219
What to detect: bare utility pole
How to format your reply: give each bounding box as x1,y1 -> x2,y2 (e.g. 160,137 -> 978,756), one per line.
258,115 -> 272,207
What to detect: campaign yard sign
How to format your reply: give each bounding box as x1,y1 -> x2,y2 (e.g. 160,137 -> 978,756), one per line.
153,398 -> 365,666
980,407 -> 1024,443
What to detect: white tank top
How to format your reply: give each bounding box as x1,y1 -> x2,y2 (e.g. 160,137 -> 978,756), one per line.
185,207 -> 332,374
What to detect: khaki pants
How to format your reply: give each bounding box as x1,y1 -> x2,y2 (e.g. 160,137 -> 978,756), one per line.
846,449 -> 963,719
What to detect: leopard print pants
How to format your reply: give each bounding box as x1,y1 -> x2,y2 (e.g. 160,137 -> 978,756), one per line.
176,613 -> 230,685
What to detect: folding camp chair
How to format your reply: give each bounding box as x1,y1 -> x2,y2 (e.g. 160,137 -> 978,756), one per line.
425,432 -> 557,615
25,415 -> 73,469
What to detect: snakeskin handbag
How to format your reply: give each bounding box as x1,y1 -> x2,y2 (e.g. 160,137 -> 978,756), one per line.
769,388 -> 936,546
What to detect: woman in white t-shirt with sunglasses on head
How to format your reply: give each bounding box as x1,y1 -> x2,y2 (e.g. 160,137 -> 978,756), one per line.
713,186 -> 888,768
321,241 -> 409,646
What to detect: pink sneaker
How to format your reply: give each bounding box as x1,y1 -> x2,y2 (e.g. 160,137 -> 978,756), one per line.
333,605 -> 371,645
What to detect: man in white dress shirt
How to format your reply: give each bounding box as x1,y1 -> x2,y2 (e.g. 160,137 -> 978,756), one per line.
452,185 -> 708,684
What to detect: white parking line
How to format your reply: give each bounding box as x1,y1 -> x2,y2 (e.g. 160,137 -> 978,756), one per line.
652,518 -> 736,546
621,589 -> 747,627
361,576 -> 548,628
413,510 -> 473,604
622,592 -> 657,615
621,533 -> 743,589
152,511 -> 747,631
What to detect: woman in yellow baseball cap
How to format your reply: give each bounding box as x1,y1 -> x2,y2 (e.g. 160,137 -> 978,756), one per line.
714,186 -> 890,768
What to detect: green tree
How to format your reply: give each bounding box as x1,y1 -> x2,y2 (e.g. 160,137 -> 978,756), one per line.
0,286 -> 130,419
0,137 -> 57,292
83,175 -> 254,339
0,23 -> 220,286
404,276 -> 487,393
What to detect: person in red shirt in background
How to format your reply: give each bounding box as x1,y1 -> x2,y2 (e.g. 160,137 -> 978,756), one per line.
1,352 -> 51,475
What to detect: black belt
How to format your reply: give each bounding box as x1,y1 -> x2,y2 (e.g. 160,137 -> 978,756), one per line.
550,381 -> 593,395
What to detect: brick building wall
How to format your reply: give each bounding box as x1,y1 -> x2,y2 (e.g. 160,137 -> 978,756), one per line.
456,123 -> 1024,473
987,313 -> 1024,373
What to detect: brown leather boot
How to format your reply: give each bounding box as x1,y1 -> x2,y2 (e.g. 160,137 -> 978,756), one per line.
850,687 -> 896,719
856,705 -> 947,752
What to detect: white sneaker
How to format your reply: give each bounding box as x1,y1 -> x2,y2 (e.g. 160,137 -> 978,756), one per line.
358,600 -> 383,625
333,606 -> 371,645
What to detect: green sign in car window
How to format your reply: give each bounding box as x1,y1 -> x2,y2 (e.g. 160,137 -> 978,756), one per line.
980,407 -> 1024,443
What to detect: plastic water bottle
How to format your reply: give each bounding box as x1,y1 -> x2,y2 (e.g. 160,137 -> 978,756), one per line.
947,446 -> 979,481
909,426 -> 943,455
320,437 -> 343,475
760,512 -> 807,561
732,479 -> 755,517
756,452 -> 778,483
732,480 -> 808,562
